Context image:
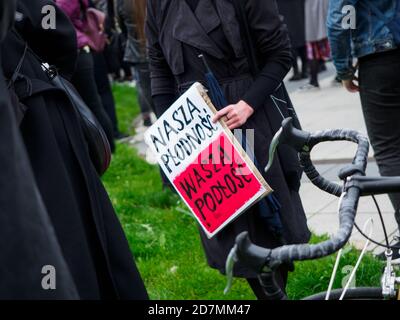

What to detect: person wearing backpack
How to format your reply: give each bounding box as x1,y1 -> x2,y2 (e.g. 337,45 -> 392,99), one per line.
327,0 -> 400,257
146,0 -> 311,299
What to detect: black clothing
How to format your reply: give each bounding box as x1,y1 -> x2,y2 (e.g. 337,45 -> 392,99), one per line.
148,0 -> 293,113
93,51 -> 121,137
0,0 -> 78,299
359,48 -> 400,228
3,0 -> 148,300
135,62 -> 155,115
72,50 -> 116,152
186,0 -> 199,12
276,0 -> 306,49
118,0 -> 147,65
146,0 -> 310,278
0,0 -> 16,40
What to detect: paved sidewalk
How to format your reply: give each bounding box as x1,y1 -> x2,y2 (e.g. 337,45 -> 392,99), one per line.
128,63 -> 398,254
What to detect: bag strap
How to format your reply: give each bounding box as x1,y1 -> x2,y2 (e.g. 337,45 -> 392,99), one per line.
231,0 -> 260,77
8,42 -> 28,87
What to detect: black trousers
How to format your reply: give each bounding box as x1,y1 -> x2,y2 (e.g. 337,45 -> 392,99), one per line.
93,51 -> 120,137
135,62 -> 155,115
72,51 -> 115,152
359,48 -> 400,229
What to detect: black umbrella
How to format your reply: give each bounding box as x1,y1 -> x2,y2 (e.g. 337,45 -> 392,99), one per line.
199,54 -> 228,110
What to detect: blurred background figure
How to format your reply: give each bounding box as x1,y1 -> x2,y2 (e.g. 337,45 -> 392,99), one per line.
102,0 -> 134,83
302,0 -> 330,90
277,0 -> 308,81
117,0 -> 154,127
92,0 -> 127,139
56,0 -> 116,151
99,0 -> 154,128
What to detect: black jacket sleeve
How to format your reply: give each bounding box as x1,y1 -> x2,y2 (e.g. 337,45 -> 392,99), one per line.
242,0 -> 293,111
145,0 -> 177,115
0,0 -> 16,42
15,0 -> 78,79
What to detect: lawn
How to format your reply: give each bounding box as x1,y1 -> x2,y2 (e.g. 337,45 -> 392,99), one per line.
102,84 -> 384,300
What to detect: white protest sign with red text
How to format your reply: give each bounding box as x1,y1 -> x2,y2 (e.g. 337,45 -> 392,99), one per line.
144,83 -> 271,238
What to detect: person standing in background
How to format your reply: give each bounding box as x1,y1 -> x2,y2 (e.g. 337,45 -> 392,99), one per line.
118,0 -> 154,127
92,0 -> 127,139
56,0 -> 116,152
276,0 -> 308,81
301,0 -> 330,90
328,0 -> 400,257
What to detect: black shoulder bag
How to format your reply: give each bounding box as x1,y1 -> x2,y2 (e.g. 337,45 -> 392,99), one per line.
9,31 -> 111,176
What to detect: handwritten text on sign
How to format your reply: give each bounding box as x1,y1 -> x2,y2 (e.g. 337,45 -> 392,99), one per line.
145,83 -> 269,238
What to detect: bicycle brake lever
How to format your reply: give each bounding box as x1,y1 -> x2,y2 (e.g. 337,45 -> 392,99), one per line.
224,245 -> 238,295
280,117 -> 311,152
264,127 -> 283,174
265,118 -> 311,174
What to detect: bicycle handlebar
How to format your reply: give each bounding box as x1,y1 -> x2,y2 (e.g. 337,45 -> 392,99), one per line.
233,118 -> 370,276
281,118 -> 370,197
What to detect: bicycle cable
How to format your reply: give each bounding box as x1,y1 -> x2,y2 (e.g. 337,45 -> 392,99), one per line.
353,195 -> 398,250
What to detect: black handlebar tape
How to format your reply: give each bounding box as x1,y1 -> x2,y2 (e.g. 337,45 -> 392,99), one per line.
269,186 -> 360,264
234,128 -> 369,272
235,183 -> 361,269
300,129 -> 369,197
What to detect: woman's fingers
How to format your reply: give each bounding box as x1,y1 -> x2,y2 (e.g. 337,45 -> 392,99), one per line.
227,120 -> 241,130
212,105 -> 234,123
225,117 -> 238,128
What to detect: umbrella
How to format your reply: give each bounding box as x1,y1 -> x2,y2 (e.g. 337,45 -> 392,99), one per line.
199,54 -> 227,110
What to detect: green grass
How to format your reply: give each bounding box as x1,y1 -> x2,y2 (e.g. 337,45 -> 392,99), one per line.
112,83 -> 141,135
102,85 -> 384,300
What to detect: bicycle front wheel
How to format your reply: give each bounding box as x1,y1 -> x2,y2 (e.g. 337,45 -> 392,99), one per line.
303,287 -> 387,300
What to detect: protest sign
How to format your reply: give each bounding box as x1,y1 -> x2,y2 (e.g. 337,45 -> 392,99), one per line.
144,83 -> 271,238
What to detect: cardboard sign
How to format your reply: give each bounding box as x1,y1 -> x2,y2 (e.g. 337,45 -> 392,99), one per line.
144,83 -> 271,238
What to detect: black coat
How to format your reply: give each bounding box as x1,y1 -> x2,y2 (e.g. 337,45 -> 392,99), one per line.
276,0 -> 306,49
0,0 -> 79,299
1,0 -> 148,299
146,0 -> 311,278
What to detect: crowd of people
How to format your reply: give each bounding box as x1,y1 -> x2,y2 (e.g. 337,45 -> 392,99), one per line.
277,0 -> 333,90
0,0 -> 399,300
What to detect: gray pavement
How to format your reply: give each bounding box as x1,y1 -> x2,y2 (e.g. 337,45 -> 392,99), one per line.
128,62 -> 398,254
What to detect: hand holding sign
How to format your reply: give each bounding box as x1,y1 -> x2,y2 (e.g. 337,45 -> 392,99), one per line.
212,100 -> 254,130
